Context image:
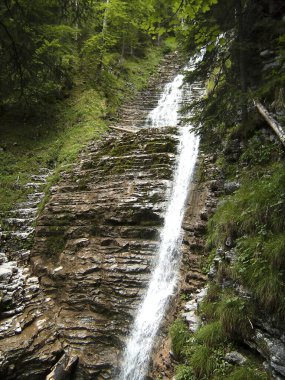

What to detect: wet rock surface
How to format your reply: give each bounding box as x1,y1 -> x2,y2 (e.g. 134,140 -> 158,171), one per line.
0,169 -> 56,378
117,52 -> 184,129
0,128 -> 180,379
150,152 -> 222,379
0,53 -> 184,379
247,324 -> 285,378
225,351 -> 247,365
0,170 -> 51,322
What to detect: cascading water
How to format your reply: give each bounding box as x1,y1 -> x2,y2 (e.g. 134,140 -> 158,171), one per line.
144,73 -> 185,127
119,63 -> 200,380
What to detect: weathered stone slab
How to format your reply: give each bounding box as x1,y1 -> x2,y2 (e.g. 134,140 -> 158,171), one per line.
0,127 -> 179,379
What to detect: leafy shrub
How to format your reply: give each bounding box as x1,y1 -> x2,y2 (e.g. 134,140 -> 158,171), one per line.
236,233 -> 285,320
199,283 -> 221,321
208,163 -> 285,245
175,365 -> 194,380
162,36 -> 178,54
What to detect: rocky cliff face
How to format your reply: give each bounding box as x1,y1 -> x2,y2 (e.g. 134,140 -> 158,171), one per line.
150,152 -> 222,379
0,127 -> 182,379
151,132 -> 285,380
0,52 -> 185,379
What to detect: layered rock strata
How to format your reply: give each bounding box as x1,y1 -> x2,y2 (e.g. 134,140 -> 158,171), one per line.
117,51 -> 183,129
150,152 -> 222,379
151,131 -> 285,380
0,127 -> 180,379
0,51 -> 186,379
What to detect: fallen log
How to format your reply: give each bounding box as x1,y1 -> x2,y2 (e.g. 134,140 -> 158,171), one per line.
254,100 -> 285,147
109,125 -> 139,134
46,354 -> 79,380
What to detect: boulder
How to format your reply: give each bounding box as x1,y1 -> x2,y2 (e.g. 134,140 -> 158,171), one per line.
225,351 -> 247,365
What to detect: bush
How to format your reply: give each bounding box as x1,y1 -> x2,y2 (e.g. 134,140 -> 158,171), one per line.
199,283 -> 222,321
207,163 -> 285,246
162,36 -> 178,54
236,234 -> 285,320
175,365 -> 194,380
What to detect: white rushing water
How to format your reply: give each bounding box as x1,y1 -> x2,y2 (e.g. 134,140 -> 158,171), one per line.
120,64 -> 200,380
144,73 -> 185,127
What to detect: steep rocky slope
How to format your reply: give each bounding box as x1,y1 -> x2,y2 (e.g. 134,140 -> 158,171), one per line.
150,152 -> 222,379
0,127 -> 180,379
0,53 -> 186,379
155,129 -> 285,380
117,52 -> 183,129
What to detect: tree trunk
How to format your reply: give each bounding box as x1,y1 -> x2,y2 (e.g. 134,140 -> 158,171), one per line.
236,0 -> 247,121
121,34 -> 125,58
102,0 -> 110,33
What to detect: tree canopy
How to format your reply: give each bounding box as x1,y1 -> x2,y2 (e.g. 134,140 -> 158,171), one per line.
0,0 -> 169,112
173,0 -> 285,135
0,0 -> 284,121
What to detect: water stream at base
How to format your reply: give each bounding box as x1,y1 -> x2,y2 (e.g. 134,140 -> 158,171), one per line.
119,62 -> 200,380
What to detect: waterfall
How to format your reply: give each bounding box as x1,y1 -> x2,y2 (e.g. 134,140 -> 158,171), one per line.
144,73 -> 185,127
119,64 -> 200,380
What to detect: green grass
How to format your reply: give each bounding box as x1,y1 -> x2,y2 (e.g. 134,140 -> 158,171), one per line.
207,162 -> 285,246
0,87 -> 106,223
0,45 -> 165,226
122,46 -> 164,93
206,159 -> 285,321
190,345 -> 218,379
103,45 -> 165,117
195,321 -> 227,347
171,307 -> 267,380
235,233 -> 285,319
198,287 -> 254,341
169,318 -> 192,359
226,367 -> 269,380
175,365 -> 194,380
217,294 -> 254,341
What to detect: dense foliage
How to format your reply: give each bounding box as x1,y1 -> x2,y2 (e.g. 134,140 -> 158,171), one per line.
0,0 -> 179,113
166,2 -> 285,380
0,0 -> 88,110
175,0 -> 285,135
1,1 -> 285,378
0,0 -> 172,217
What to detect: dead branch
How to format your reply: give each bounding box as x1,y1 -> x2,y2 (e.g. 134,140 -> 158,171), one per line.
254,100 -> 285,148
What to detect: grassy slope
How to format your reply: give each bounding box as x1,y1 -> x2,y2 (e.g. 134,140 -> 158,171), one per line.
0,45 -> 165,225
170,121 -> 285,380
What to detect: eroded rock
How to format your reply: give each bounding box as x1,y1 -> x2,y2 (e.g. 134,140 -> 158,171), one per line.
0,128 -> 179,379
